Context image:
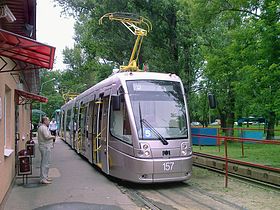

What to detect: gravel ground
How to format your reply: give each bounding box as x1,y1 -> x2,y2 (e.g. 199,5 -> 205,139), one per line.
190,167 -> 280,210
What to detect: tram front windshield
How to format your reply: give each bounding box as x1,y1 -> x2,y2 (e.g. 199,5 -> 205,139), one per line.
127,80 -> 187,140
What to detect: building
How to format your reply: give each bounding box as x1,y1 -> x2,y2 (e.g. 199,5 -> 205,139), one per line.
0,0 -> 55,205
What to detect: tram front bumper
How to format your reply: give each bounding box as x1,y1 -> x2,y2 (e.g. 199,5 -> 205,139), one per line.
124,156 -> 192,183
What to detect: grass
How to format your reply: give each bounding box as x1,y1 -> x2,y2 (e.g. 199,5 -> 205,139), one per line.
193,142 -> 280,168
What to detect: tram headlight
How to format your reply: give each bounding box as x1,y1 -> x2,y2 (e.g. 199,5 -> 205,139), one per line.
181,142 -> 190,156
137,143 -> 152,158
181,150 -> 187,156
144,151 -> 150,156
182,143 -> 187,150
143,144 -> 149,150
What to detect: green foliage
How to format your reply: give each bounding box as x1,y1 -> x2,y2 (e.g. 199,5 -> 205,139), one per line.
48,0 -> 280,138
185,0 -> 280,136
32,70 -> 64,123
54,0 -> 198,89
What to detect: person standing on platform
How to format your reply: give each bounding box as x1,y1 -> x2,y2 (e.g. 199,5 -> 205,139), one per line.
49,118 -> 57,147
49,118 -> 57,136
37,116 -> 55,184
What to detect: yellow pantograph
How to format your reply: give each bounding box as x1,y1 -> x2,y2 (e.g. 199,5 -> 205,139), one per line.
99,12 -> 152,72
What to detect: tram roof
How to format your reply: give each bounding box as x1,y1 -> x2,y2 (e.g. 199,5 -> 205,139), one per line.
115,71 -> 181,81
62,71 -> 182,107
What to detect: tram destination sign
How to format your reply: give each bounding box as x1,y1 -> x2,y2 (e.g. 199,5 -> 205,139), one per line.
132,81 -> 175,92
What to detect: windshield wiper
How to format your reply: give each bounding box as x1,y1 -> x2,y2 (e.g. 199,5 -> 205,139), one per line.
141,118 -> 169,145
138,102 -> 144,139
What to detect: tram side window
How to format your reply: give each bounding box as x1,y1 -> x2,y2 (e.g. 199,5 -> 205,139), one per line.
73,107 -> 78,132
78,105 -> 86,133
61,111 -> 64,130
110,99 -> 132,144
79,107 -> 83,128
66,109 -> 72,131
88,102 -> 95,134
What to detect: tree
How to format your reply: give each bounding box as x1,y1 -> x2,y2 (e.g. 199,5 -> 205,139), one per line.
32,70 -> 64,124
186,0 -> 280,138
53,0 -> 280,140
54,0 -> 199,100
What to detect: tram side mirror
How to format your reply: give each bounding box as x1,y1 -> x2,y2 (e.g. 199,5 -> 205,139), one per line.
112,95 -> 121,111
208,94 -> 217,109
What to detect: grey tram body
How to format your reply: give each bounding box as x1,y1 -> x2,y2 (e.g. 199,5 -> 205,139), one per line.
60,71 -> 192,183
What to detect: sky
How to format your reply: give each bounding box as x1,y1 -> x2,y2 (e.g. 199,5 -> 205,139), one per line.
36,0 -> 75,70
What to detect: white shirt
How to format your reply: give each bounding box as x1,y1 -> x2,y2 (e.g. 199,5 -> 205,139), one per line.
49,121 -> 57,131
38,124 -> 54,146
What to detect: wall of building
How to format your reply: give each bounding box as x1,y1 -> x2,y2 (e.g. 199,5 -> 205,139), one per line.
0,66 -> 31,204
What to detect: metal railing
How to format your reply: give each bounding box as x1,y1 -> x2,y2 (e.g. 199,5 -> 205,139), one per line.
191,127 -> 280,187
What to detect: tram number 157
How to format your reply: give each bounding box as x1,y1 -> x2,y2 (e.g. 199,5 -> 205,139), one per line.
163,162 -> 174,171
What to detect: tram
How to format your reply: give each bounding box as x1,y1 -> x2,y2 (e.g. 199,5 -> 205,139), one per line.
60,71 -> 192,183
60,13 -> 192,183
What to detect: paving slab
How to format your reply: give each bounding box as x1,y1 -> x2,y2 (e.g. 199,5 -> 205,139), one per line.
3,138 -> 140,210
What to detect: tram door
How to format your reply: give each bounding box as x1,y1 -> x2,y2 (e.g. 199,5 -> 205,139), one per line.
72,106 -> 78,148
77,103 -> 88,153
92,101 -> 98,164
94,97 -> 103,168
94,95 -> 109,173
87,101 -> 95,163
100,96 -> 109,173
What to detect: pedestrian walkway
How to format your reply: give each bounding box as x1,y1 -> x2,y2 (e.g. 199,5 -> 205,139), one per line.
3,138 -> 140,210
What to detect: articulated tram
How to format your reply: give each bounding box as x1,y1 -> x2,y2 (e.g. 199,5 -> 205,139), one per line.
60,71 -> 192,183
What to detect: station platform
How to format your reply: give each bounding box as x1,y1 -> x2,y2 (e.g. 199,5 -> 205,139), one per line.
3,138 -> 140,210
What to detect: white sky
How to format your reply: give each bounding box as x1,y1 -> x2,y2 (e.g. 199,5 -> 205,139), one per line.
36,0 -> 75,70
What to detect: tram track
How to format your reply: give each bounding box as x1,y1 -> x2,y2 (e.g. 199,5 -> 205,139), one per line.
116,181 -> 246,210
114,153 -> 280,209
173,186 -> 244,210
117,185 -> 163,210
193,152 -> 280,190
